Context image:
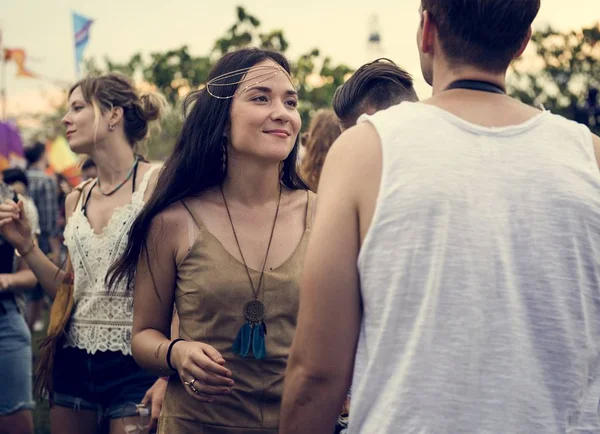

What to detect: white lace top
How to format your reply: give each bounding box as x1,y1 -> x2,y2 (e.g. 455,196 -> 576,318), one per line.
63,166 -> 158,355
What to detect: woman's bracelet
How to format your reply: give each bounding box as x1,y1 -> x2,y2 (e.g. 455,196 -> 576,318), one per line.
154,340 -> 168,360
166,338 -> 185,371
16,239 -> 36,258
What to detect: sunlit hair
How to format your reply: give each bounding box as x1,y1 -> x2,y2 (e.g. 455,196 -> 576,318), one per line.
68,73 -> 167,153
300,109 -> 342,191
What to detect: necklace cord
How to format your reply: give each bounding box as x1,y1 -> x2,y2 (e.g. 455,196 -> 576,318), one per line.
96,156 -> 140,197
220,184 -> 282,300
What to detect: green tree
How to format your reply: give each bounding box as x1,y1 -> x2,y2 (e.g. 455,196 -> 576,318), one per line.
293,49 -> 353,126
142,47 -> 211,105
144,108 -> 183,161
213,7 -> 289,56
509,23 -> 600,133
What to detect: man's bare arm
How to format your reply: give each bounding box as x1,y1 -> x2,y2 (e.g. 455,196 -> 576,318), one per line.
280,123 -> 382,433
593,133 -> 600,170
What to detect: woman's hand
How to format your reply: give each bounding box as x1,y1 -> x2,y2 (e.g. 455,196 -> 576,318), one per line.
141,377 -> 168,432
0,200 -> 33,252
171,341 -> 235,402
0,274 -> 12,291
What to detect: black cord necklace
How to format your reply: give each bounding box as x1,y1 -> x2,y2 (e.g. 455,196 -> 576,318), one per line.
445,79 -> 506,95
96,156 -> 140,197
81,158 -> 140,217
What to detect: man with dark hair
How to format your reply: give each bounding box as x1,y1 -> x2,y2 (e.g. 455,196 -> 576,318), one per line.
2,168 -> 30,191
282,1 -> 600,433
25,142 -> 60,331
329,61 -> 418,433
332,58 -> 418,130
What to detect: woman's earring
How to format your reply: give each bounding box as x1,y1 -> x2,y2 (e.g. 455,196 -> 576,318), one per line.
108,124 -> 115,131
222,137 -> 228,172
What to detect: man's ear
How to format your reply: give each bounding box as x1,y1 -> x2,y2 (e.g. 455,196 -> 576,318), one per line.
420,10 -> 436,55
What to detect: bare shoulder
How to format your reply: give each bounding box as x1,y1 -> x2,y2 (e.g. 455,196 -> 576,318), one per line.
64,189 -> 82,213
283,188 -> 314,225
138,161 -> 158,175
592,133 -> 600,170
64,180 -> 93,218
319,122 -> 382,240
323,122 -> 382,186
285,187 -> 310,207
144,200 -> 192,263
151,200 -> 189,236
139,161 -> 162,199
331,121 -> 380,157
514,98 -> 546,116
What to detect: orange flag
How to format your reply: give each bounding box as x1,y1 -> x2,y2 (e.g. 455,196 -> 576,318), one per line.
46,136 -> 82,186
4,48 -> 36,77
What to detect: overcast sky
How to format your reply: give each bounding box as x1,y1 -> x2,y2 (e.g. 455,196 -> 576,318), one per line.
3,0 -> 598,116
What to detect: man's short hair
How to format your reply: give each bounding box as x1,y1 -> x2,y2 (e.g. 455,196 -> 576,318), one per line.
25,142 -> 46,166
81,158 -> 96,171
421,0 -> 540,72
3,167 -> 29,188
332,58 -> 418,128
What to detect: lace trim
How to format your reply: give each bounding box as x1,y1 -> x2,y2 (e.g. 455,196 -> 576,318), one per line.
63,165 -> 158,355
64,324 -> 133,355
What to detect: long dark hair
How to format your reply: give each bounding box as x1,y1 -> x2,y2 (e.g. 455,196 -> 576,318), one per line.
107,48 -> 308,294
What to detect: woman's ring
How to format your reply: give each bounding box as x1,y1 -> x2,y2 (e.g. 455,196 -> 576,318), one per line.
184,378 -> 201,395
184,378 -> 197,388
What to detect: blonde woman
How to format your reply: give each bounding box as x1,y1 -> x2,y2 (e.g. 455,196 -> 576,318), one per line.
0,73 -> 167,434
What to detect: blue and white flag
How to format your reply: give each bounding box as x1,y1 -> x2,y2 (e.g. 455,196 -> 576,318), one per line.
72,12 -> 94,78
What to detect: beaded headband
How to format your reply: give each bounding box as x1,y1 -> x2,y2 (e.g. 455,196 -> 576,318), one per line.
205,64 -> 294,100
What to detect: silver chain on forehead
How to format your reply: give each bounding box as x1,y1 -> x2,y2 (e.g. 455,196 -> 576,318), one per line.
205,64 -> 295,100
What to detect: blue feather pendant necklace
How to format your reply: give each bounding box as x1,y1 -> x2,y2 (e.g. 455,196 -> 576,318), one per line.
220,184 -> 282,360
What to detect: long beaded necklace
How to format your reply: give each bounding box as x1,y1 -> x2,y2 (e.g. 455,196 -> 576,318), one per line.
221,184 -> 282,360
96,156 -> 140,197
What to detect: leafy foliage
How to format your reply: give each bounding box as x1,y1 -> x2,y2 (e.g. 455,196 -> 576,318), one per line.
509,23 -> 600,133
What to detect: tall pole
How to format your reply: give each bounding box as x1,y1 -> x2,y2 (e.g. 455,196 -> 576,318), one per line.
0,25 -> 6,120
1,56 -> 6,121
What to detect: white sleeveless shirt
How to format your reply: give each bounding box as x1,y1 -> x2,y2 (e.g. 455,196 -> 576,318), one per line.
63,165 -> 158,355
351,103 -> 600,433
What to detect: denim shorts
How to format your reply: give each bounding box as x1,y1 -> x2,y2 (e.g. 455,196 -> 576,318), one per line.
53,345 -> 157,420
0,298 -> 35,415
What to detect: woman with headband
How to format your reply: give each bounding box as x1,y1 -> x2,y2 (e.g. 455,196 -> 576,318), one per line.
108,48 -> 313,433
0,73 -> 168,434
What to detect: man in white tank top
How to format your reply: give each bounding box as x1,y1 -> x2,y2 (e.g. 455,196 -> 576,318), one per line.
281,1 -> 600,433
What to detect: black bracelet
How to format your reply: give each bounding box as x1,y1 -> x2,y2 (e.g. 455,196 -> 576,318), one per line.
166,338 -> 185,371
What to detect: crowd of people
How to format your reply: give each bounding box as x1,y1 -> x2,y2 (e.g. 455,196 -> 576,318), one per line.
1,0 -> 600,433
